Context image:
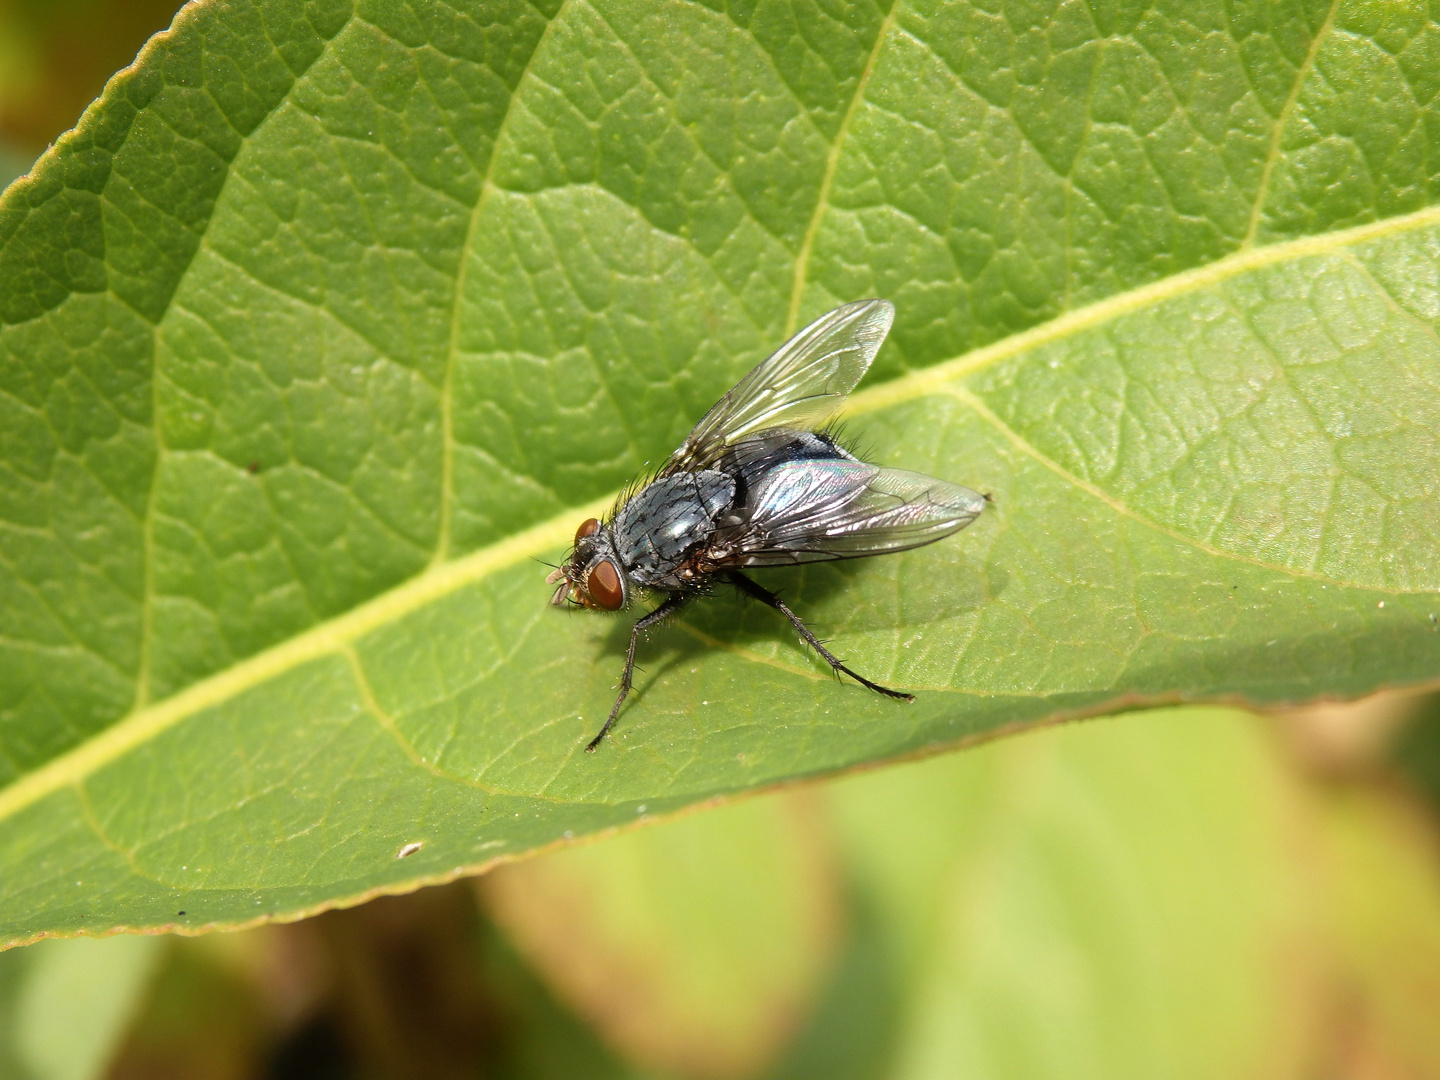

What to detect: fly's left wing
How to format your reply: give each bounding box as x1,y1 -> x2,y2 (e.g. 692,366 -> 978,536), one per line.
661,300 -> 893,476
717,458 -> 986,566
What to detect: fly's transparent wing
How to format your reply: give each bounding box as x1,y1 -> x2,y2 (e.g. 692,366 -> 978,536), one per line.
662,299 -> 894,475
716,459 -> 986,566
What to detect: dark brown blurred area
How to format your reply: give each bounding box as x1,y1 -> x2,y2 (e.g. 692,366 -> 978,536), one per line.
0,0 -> 183,154
106,884 -> 524,1080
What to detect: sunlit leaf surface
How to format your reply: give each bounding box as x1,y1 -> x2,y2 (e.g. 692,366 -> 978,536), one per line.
2,0 -> 1439,941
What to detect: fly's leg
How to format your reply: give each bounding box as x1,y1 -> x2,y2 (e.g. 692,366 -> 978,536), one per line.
726,572 -> 914,702
587,592 -> 690,752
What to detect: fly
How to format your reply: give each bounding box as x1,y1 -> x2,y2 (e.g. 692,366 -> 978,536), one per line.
547,299 -> 987,751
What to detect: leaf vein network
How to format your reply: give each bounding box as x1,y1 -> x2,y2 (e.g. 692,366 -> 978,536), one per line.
435,0 -> 570,564
187,243 -> 403,374
73,780 -> 164,884
943,384 -> 1426,594
1242,0 -> 1342,248
786,0 -> 900,335
5,206 -> 1440,828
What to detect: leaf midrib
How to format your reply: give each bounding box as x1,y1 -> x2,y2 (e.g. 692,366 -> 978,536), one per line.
3,203 -> 1437,826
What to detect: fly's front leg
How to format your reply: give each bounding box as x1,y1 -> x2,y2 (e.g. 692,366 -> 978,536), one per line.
586,592 -> 690,752
726,572 -> 914,702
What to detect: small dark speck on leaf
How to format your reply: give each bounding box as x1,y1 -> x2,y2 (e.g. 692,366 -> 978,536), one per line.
177,911 -> 185,916
246,462 -> 260,474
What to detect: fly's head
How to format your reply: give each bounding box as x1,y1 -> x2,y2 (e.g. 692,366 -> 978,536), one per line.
546,517 -> 630,611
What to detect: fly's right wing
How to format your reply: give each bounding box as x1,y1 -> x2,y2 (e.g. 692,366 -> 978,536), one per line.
661,300 -> 894,476
717,458 -> 987,566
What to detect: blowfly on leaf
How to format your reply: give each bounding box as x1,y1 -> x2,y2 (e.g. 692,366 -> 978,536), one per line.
547,300 -> 987,751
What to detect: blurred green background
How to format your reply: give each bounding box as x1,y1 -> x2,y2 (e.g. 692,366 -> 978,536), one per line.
4,3 -> 1440,1078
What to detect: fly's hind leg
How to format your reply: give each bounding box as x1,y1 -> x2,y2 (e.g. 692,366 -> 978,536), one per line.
586,592 -> 690,752
725,571 -> 914,703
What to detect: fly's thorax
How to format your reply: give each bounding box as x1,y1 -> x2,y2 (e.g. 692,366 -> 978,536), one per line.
611,470 -> 737,587
551,517 -> 633,610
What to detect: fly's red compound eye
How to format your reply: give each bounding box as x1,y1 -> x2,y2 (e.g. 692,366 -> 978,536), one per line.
575,517 -> 600,544
586,559 -> 624,610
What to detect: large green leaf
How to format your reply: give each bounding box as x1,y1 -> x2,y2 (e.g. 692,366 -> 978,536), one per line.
2,0 -> 1439,943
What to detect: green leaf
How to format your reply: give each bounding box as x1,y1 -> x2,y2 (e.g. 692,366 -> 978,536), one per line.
2,0 -> 1439,941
